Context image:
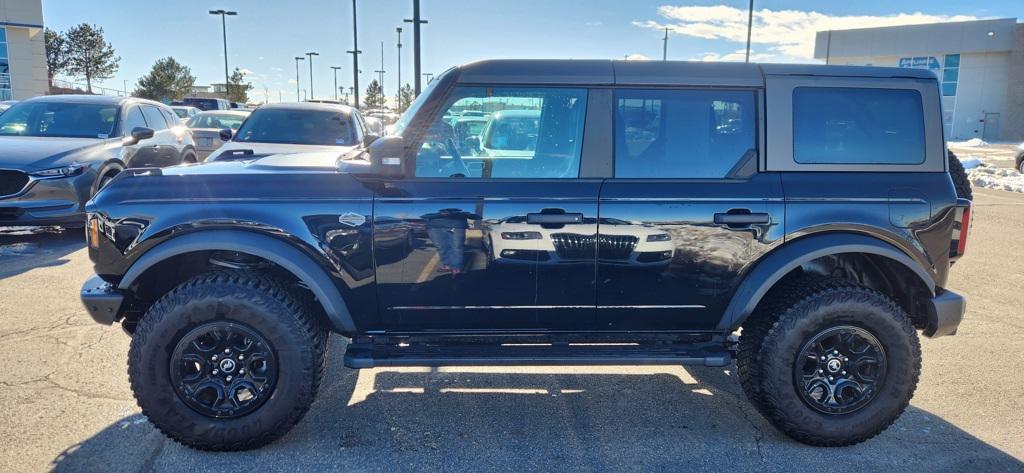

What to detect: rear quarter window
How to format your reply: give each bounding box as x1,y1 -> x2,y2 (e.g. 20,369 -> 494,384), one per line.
793,87 -> 925,165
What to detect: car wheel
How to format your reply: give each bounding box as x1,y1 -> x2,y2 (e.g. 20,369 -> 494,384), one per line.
1018,159 -> 1024,174
737,276 -> 920,446
947,150 -> 973,200
128,270 -> 327,451
182,151 -> 198,164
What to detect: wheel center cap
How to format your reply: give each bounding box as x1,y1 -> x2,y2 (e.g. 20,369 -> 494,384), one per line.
826,358 -> 843,373
219,358 -> 237,373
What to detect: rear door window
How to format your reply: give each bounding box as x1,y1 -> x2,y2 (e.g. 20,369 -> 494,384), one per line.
792,87 -> 925,165
141,105 -> 168,130
614,89 -> 756,178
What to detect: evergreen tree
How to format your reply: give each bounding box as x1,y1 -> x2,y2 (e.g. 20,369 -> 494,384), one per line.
397,83 -> 415,112
364,79 -> 384,110
65,24 -> 120,93
44,28 -> 70,88
134,57 -> 196,102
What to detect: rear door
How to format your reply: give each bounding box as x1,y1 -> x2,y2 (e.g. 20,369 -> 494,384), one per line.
596,87 -> 784,330
373,85 -> 599,331
140,105 -> 178,166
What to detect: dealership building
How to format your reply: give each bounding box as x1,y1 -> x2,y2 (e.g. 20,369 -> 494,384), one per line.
814,18 -> 1024,142
0,0 -> 47,101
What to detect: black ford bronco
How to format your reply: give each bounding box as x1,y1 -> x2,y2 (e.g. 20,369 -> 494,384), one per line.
80,60 -> 972,450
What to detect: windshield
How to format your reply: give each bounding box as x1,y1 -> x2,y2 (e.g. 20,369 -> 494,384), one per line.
187,113 -> 247,130
390,68 -> 451,136
0,101 -> 118,138
233,108 -> 358,146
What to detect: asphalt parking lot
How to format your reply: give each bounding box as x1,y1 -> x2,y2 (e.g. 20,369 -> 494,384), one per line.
1,188 -> 1022,473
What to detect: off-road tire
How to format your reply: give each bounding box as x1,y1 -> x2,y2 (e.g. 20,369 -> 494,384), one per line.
128,270 -> 328,451
737,276 -> 921,446
948,150 -> 973,200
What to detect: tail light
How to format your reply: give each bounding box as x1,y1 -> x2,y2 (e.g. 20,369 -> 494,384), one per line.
950,199 -> 972,260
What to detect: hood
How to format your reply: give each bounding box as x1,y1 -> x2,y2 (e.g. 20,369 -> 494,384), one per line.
207,141 -> 358,161
0,136 -> 118,171
162,150 -> 354,176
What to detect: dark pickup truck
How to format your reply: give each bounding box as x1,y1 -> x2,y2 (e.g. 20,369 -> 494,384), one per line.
81,60 -> 971,451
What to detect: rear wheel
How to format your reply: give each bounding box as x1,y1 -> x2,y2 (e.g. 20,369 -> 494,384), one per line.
128,270 -> 327,451
737,276 -> 921,446
948,150 -> 973,200
181,151 -> 198,164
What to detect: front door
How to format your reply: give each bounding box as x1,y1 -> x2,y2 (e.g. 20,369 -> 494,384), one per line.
374,85 -> 598,331
596,87 -> 784,330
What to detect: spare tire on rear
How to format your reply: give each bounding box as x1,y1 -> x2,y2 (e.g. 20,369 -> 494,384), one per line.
947,150 -> 973,200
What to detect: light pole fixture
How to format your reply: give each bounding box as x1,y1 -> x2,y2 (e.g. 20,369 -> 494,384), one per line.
348,0 -> 362,108
305,51 -> 319,100
422,72 -> 433,84
294,56 -> 305,101
745,0 -> 754,63
209,9 -> 238,99
396,27 -> 403,107
403,0 -> 428,95
330,66 -> 342,101
662,27 -> 669,61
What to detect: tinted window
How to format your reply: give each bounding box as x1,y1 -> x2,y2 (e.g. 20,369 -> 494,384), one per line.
793,87 -> 925,165
182,98 -> 219,111
614,89 -> 756,178
234,108 -> 357,145
141,106 -> 168,130
160,108 -> 179,126
0,101 -> 118,138
414,86 -> 587,179
122,106 -> 147,133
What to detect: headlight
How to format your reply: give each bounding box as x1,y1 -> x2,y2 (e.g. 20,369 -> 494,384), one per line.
29,163 -> 87,179
646,233 -> 671,242
501,231 -> 542,240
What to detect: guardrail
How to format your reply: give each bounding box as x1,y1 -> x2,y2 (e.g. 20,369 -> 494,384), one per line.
50,78 -> 129,97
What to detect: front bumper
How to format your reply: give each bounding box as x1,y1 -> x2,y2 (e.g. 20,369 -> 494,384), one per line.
80,274 -> 125,325
923,288 -> 966,338
0,171 -> 95,227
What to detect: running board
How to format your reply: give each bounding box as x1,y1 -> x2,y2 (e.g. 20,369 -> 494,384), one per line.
343,341 -> 732,369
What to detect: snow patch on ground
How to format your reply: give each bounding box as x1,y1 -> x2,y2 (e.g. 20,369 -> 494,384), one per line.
959,155 -> 985,170
968,165 -> 1024,193
949,138 -> 989,148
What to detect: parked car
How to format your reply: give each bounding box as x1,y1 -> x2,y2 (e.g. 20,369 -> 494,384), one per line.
0,100 -> 17,114
362,115 -> 386,137
1015,142 -> 1024,173
186,110 -> 251,161
81,60 -> 970,451
478,109 -> 540,158
206,102 -> 367,161
0,95 -> 196,227
182,97 -> 231,111
170,105 -> 200,121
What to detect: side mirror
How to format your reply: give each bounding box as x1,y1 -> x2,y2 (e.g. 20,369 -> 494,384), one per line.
218,128 -> 233,142
366,135 -> 404,178
363,133 -> 380,147
123,127 -> 154,145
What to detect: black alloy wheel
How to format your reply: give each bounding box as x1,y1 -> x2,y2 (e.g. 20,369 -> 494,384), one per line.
170,321 -> 278,419
795,325 -> 887,415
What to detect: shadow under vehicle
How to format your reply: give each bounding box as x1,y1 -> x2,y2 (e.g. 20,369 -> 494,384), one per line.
79,59 -> 971,451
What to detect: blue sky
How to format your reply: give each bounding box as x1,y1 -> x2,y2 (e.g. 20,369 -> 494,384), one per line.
43,0 -> 1020,103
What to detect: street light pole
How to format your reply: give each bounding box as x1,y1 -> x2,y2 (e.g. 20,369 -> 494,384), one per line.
209,9 -> 238,100
330,66 -> 342,102
305,51 -> 319,100
374,43 -> 386,113
403,0 -> 428,95
422,72 -> 433,84
294,56 -> 304,101
745,0 -> 754,63
347,0 -> 362,108
662,27 -> 669,61
396,27 -> 403,107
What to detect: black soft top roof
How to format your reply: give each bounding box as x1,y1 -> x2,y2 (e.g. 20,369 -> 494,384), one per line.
454,59 -> 937,87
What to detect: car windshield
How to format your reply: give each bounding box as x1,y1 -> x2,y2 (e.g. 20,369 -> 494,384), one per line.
233,108 -> 357,146
0,101 -> 118,138
187,113 -> 246,130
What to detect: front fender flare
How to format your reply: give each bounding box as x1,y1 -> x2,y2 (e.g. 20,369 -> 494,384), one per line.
719,233 -> 936,331
118,230 -> 356,334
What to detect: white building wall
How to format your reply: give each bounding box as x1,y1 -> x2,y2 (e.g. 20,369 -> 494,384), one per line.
1,0 -> 46,100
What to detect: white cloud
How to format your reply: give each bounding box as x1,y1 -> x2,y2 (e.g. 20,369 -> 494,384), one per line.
585,21 -> 603,27
635,5 -> 979,61
287,78 -> 297,84
624,53 -> 651,61
239,68 -> 255,76
694,49 -> 774,62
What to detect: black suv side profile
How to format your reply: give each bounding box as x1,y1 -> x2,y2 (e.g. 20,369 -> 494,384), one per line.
80,60 -> 971,450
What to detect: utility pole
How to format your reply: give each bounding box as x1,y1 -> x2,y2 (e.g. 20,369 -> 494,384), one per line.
745,0 -> 754,63
294,56 -> 304,101
374,43 -> 386,112
264,85 -> 269,104
347,0 -> 362,108
330,66 -> 342,101
123,79 -> 128,97
278,90 -> 282,102
209,9 -> 238,100
662,27 -> 669,61
404,0 -> 428,95
396,27 -> 403,106
305,51 -> 319,100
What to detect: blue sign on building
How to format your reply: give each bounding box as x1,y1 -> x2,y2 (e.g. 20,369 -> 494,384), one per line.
898,56 -> 941,71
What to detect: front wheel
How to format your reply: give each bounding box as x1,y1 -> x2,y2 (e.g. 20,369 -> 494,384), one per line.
128,270 -> 327,451
737,277 -> 921,446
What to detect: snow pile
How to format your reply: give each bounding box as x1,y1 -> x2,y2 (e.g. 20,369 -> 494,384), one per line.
958,155 -> 984,169
949,138 -> 989,148
967,166 -> 1024,193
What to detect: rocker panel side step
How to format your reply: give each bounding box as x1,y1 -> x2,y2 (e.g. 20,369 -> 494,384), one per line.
343,342 -> 732,369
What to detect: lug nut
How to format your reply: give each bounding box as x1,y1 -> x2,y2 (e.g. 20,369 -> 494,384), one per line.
820,356 -> 826,361
224,349 -> 230,354
238,354 -> 245,360
212,355 -> 218,361
832,350 -> 839,355
843,357 -> 849,362
842,371 -> 847,375
239,369 -> 245,375
818,369 -> 824,374
226,376 -> 232,382
828,376 -> 834,381
213,369 -> 219,375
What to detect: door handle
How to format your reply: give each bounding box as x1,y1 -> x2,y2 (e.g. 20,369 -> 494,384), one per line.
527,212 -> 584,225
714,211 -> 770,226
